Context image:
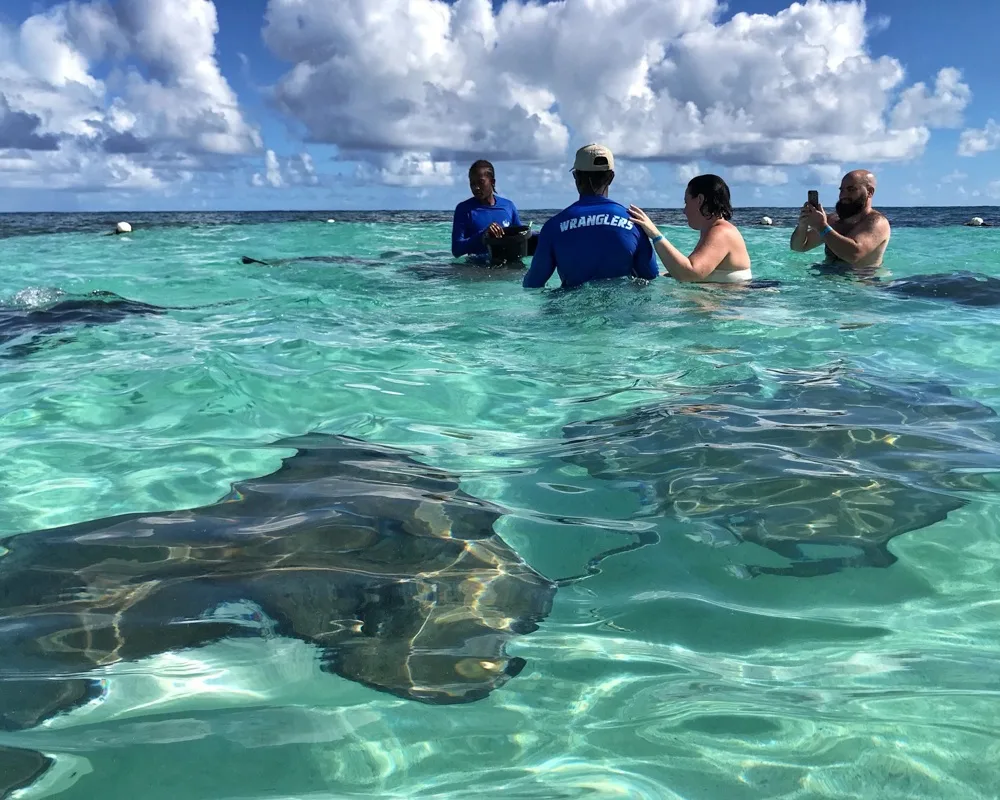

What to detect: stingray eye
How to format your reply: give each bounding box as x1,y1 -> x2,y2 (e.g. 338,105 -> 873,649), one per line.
454,658 -> 503,679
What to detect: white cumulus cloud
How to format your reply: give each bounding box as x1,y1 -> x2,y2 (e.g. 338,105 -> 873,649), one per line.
0,0 -> 261,192
262,0 -> 971,170
958,119 -> 1000,157
804,164 -> 845,185
251,149 -> 319,188
730,166 -> 789,186
355,152 -> 455,188
890,67 -> 970,129
0,0 -> 986,200
110,0 -> 261,156
252,149 -> 283,188
677,162 -> 701,183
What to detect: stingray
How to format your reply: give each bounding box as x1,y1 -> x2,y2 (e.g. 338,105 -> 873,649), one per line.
240,254 -> 368,267
878,271 -> 1000,307
239,253 -> 525,284
0,291 -> 249,359
0,290 -> 165,357
0,433 -> 555,798
559,366 -> 1000,578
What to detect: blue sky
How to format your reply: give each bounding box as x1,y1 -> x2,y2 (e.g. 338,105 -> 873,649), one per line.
0,0 -> 998,211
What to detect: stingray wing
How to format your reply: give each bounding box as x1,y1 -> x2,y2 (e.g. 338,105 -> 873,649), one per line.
320,537 -> 555,704
0,746 -> 52,800
559,369 -> 1000,575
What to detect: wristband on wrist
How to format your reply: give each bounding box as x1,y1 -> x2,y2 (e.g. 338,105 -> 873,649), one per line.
819,224 -> 833,238
650,234 -> 664,244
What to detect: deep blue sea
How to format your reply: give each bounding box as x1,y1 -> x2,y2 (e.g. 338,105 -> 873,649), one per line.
1,207 -> 999,799
1,206 -> 998,239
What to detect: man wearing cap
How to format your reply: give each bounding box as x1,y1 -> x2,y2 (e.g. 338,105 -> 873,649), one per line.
522,144 -> 658,289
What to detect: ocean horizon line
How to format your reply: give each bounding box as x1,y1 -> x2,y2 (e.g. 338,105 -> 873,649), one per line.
0,204 -> 998,216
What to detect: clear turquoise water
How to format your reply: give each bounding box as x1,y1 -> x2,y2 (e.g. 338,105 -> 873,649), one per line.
2,213 -> 1000,799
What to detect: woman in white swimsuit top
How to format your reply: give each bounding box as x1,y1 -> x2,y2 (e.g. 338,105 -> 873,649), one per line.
628,174 -> 753,284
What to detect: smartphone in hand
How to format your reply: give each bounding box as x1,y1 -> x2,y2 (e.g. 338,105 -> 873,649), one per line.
807,190 -> 819,208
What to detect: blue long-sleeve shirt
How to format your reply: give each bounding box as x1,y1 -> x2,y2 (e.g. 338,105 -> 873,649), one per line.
522,195 -> 658,288
451,195 -> 522,258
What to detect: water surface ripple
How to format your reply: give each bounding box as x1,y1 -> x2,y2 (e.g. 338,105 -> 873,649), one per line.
1,213 -> 999,799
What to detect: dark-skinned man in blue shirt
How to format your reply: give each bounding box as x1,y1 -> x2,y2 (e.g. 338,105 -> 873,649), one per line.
451,159 -> 523,259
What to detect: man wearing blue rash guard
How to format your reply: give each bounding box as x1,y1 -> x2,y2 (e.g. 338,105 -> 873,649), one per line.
522,144 -> 658,289
451,160 -> 523,259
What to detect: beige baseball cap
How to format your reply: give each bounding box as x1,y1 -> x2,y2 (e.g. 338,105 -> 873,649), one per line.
572,143 -> 614,172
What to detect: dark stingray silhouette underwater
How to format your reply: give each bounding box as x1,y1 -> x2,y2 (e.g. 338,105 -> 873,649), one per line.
878,271 -> 1000,307
241,254 -> 368,267
0,290 -> 165,357
558,365 -> 1000,579
0,434 -> 556,798
240,253 -> 529,284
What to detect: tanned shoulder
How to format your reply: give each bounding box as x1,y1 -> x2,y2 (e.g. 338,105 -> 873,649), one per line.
864,210 -> 890,232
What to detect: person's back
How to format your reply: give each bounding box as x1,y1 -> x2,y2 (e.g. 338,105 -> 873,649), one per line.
702,218 -> 752,282
522,144 -> 657,289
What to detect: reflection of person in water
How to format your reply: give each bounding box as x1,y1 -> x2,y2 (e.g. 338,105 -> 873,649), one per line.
451,160 -> 523,259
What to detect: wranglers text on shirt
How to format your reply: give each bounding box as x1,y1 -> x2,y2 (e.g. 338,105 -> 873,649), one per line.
559,214 -> 634,233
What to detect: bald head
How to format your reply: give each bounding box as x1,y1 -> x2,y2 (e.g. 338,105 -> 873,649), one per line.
844,169 -> 876,195
835,169 -> 877,219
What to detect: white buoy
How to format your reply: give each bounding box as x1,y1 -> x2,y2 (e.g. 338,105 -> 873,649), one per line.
759,216 -> 773,226
326,219 -> 335,223
115,221 -> 132,234
966,216 -> 984,227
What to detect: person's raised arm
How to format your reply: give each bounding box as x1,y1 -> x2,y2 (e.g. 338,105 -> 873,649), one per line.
790,203 -> 824,253
627,205 -> 727,282
522,228 -> 556,288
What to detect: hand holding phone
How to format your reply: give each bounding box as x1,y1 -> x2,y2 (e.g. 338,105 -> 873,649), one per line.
807,190 -> 819,208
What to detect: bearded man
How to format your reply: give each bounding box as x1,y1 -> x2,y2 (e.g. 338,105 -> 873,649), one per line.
790,169 -> 891,270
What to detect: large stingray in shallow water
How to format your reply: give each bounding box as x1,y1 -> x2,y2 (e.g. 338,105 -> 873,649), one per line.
560,367 -> 1000,578
879,271 -> 1000,307
0,290 -> 164,357
241,254 -> 366,266
0,434 -> 555,798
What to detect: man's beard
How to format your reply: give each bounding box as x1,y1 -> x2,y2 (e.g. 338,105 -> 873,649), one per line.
835,198 -> 866,219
